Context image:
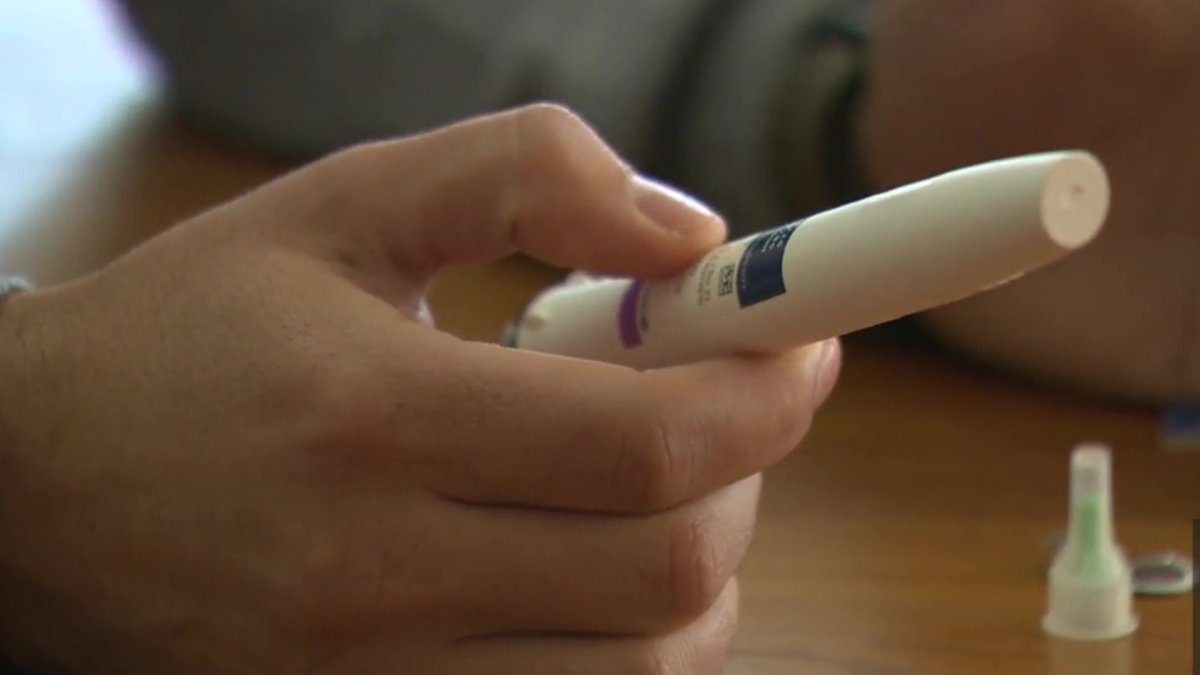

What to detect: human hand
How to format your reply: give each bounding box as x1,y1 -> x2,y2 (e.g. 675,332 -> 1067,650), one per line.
859,0 -> 1200,401
0,105 -> 840,674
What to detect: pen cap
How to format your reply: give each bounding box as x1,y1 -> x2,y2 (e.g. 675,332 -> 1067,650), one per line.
760,151 -> 1109,345
1042,444 -> 1138,640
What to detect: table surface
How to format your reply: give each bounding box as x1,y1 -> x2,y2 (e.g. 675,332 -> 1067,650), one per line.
2,3 -> 1196,674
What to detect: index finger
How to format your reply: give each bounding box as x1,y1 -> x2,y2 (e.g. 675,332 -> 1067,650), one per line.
258,104 -> 726,284
393,335 -> 840,514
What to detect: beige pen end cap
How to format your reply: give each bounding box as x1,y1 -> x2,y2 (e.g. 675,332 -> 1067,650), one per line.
1038,151 -> 1109,250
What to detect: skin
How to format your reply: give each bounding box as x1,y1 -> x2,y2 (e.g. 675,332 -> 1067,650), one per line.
860,0 -> 1200,402
0,105 -> 840,674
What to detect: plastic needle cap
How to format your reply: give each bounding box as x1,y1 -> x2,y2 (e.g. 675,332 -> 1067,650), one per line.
1042,443 -> 1138,640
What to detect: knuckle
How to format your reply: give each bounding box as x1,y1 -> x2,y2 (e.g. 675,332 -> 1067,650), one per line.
510,104 -> 584,182
695,581 -> 740,674
291,525 -> 443,639
299,362 -> 394,468
509,101 -> 624,190
289,538 -> 376,637
256,346 -> 360,439
516,101 -> 585,122
628,649 -> 678,675
512,102 -> 588,146
504,102 -> 631,255
764,362 -> 817,453
663,516 -> 726,618
711,579 -> 741,648
629,582 -> 738,675
773,392 -> 814,452
615,411 -> 685,512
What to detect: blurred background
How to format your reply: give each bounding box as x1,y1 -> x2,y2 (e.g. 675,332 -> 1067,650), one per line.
1,4 -> 1195,673
0,0 -> 862,288
0,0 -> 280,285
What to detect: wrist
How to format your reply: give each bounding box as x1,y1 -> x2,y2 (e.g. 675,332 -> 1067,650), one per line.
0,277 -> 35,487
0,277 -> 36,458
0,280 -> 59,671
0,283 -> 28,671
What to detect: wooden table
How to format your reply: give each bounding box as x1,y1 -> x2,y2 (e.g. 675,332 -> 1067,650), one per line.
3,3 -> 1195,673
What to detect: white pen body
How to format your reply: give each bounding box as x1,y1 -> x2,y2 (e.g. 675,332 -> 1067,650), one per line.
507,151 -> 1109,369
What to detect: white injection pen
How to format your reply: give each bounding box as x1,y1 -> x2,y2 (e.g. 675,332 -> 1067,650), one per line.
503,151 -> 1109,369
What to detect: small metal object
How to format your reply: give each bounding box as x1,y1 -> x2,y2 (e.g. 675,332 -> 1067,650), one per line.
1130,553 -> 1195,597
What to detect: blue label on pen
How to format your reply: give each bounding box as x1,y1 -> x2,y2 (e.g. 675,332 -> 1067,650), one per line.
736,222 -> 797,308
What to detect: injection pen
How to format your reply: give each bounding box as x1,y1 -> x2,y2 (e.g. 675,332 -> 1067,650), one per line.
503,151 -> 1109,369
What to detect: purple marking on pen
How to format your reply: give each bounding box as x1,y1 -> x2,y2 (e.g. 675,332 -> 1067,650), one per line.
618,280 -> 644,348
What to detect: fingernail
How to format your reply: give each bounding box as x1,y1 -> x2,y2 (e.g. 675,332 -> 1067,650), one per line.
810,339 -> 842,404
633,176 -> 721,233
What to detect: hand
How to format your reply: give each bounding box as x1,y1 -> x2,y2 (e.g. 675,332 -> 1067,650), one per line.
859,0 -> 1200,401
0,104 -> 841,674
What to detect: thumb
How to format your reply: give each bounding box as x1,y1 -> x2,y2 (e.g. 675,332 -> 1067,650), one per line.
268,104 -> 727,282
